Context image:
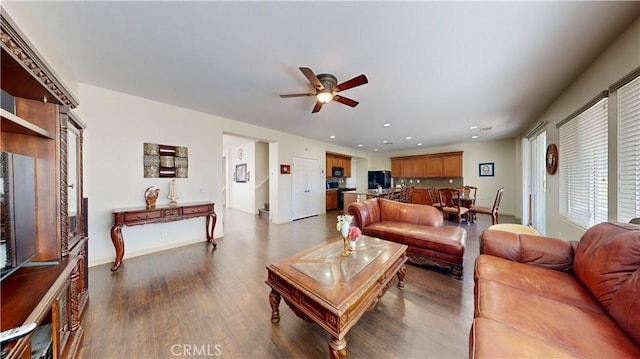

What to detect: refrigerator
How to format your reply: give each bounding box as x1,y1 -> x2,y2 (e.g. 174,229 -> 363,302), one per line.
368,170 -> 392,189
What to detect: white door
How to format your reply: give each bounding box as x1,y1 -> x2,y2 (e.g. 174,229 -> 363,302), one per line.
292,157 -> 322,220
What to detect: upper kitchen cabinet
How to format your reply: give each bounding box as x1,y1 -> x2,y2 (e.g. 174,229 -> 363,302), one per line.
326,153 -> 352,178
391,151 -> 463,178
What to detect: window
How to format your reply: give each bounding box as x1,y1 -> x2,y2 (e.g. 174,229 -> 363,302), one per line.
617,76 -> 640,222
559,97 -> 608,228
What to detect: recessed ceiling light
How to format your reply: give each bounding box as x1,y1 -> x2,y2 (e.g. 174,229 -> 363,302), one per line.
330,135 -> 335,139
357,144 -> 363,147
417,143 -> 423,146
374,148 -> 379,151
472,135 -> 479,139
405,136 -> 412,140
469,125 -> 479,130
383,140 -> 389,144
383,123 -> 391,127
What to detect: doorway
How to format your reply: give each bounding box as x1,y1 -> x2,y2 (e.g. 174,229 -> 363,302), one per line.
525,130 -> 547,234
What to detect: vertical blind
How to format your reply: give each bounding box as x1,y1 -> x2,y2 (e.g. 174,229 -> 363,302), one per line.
617,76 -> 640,222
559,98 -> 608,228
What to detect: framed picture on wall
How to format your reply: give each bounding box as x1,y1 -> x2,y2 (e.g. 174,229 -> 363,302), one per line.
479,162 -> 494,177
280,164 -> 291,174
235,163 -> 248,182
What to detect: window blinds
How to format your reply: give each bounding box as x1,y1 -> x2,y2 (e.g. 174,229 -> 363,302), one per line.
559,98 -> 608,228
617,76 -> 640,222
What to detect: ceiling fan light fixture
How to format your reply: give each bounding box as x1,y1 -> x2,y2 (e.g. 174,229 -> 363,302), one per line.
317,90 -> 333,104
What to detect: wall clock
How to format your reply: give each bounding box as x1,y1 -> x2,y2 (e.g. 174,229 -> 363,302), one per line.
546,144 -> 558,175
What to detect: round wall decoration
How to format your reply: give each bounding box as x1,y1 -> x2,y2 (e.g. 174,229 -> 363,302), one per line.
546,144 -> 558,175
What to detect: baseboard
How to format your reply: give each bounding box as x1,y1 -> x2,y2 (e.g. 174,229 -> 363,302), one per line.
88,237 -> 209,268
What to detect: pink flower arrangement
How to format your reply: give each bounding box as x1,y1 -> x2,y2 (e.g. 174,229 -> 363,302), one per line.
348,226 -> 361,241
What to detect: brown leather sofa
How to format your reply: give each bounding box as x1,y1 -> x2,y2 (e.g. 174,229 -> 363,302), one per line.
470,222 -> 640,358
347,198 -> 466,279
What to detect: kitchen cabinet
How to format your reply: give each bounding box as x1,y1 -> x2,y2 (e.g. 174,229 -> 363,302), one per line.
325,153 -> 352,178
426,156 -> 444,177
443,152 -> 463,177
411,189 -> 427,205
326,190 -> 338,211
412,157 -> 427,177
391,151 -> 463,178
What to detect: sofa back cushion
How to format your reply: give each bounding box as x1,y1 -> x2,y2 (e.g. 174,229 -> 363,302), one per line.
377,198 -> 443,227
609,268 -> 640,346
573,222 -> 640,328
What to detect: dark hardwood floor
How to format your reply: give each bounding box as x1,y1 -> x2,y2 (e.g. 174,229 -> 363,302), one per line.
80,208 -> 515,358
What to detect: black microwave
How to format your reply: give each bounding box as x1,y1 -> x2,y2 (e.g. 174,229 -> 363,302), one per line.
331,166 -> 344,177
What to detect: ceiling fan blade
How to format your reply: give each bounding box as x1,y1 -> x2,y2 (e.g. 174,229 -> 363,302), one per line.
280,93 -> 315,98
333,94 -> 359,107
334,74 -> 368,92
299,67 -> 324,90
312,101 -> 323,113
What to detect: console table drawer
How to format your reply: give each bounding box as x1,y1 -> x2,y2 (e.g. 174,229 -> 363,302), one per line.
183,205 -> 210,215
163,208 -> 181,216
124,210 -> 162,222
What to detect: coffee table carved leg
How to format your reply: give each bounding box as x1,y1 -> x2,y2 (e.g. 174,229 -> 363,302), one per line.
206,213 -> 218,248
110,224 -> 124,272
396,264 -> 406,288
329,337 -> 347,359
269,290 -> 281,323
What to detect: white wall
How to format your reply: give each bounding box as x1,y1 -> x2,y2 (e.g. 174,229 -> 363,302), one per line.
78,84 -> 222,267
255,141 -> 269,212
228,142 -> 256,214
523,18 -> 640,240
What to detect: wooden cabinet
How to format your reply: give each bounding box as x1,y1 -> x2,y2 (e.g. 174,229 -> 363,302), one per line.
391,151 -> 463,178
426,156 -> 444,177
411,189 -> 427,205
1,12 -> 86,359
443,152 -> 463,177
326,190 -> 338,211
325,153 -> 352,178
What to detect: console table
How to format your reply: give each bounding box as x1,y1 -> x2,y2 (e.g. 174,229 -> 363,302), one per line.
110,202 -> 216,271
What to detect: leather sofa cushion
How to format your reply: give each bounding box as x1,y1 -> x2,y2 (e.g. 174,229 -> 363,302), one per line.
475,278 -> 640,357
470,318 -> 579,358
377,198 -> 443,226
481,230 -> 574,272
609,268 -> 640,345
364,221 -> 465,256
573,222 -> 640,311
474,255 -> 605,315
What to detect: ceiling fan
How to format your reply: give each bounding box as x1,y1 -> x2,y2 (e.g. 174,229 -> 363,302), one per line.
280,67 -> 368,113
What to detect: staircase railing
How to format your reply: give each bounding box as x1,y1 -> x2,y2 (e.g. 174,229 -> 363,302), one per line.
256,176 -> 269,189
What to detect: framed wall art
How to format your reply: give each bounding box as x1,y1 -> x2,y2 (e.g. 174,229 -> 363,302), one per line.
235,163 -> 248,182
479,162 -> 494,177
546,144 -> 558,175
280,164 -> 290,174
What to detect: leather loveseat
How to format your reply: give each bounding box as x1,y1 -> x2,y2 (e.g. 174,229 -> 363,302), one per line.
347,198 -> 466,279
470,221 -> 640,358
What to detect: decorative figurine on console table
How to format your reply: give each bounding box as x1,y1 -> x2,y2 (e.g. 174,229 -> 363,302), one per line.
167,179 -> 178,206
144,187 -> 160,209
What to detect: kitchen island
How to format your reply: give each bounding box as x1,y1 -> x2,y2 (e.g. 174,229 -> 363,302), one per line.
342,188 -> 401,212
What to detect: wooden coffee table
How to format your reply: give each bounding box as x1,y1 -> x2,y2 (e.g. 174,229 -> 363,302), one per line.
266,235 -> 407,358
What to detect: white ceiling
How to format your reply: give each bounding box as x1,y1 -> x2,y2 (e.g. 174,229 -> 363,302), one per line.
10,1 -> 639,152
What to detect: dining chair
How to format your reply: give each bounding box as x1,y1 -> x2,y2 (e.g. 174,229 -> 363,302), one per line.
461,186 -> 478,205
438,187 -> 470,224
401,186 -> 414,203
469,187 -> 504,225
427,187 -> 442,210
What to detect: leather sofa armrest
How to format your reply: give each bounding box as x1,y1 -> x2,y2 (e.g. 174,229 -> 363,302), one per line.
481,229 -> 575,272
347,199 -> 380,230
